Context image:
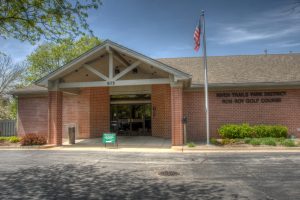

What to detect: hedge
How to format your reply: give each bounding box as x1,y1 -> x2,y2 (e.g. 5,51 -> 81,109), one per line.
218,124 -> 288,139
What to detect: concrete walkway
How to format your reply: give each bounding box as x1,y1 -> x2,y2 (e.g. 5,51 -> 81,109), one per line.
62,136 -> 172,148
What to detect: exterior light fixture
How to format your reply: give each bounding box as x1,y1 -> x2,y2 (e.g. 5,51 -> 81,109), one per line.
132,68 -> 138,74
115,66 -> 120,74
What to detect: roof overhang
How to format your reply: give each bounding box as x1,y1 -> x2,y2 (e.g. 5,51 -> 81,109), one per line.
36,40 -> 191,87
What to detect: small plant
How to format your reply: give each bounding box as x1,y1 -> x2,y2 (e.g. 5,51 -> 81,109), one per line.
250,138 -> 261,146
244,138 -> 251,144
0,136 -> 21,143
210,138 -> 219,145
8,136 -> 21,143
21,133 -> 47,146
261,138 -> 277,146
187,142 -> 196,148
280,139 -> 296,147
221,138 -> 236,145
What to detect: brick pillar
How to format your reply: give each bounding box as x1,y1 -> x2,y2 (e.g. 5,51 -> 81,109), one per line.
48,91 -> 63,145
171,85 -> 183,146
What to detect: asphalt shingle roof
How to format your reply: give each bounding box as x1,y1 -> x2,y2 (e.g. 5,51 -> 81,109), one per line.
157,53 -> 300,85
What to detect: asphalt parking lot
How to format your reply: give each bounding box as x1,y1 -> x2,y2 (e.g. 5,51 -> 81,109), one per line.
0,150 -> 299,200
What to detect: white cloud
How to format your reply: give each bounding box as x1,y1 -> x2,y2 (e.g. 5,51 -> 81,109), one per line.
211,4 -> 300,45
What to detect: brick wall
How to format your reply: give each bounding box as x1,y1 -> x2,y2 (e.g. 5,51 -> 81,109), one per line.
78,88 -> 91,138
64,87 -> 110,138
48,91 -> 63,145
18,96 -> 48,137
63,93 -> 80,138
90,87 -> 110,137
183,89 -> 300,141
151,84 -> 171,138
171,86 -> 183,145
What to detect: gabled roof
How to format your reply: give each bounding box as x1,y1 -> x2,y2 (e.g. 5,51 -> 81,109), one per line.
36,40 -> 191,86
158,53 -> 300,87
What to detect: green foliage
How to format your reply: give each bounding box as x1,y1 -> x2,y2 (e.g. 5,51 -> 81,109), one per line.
8,136 -> 20,143
20,133 -> 47,146
280,139 -> 296,147
187,142 -> 196,148
0,136 -> 20,143
0,98 -> 17,120
218,124 -> 288,139
249,138 -> 261,146
0,0 -> 101,44
260,138 -> 277,146
244,137 -> 251,144
221,138 -> 236,145
210,138 -> 219,145
25,36 -> 101,83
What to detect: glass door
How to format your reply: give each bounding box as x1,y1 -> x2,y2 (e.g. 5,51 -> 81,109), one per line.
110,104 -> 151,136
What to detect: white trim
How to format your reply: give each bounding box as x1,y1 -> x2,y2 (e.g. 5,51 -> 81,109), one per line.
59,78 -> 170,88
84,64 -> 108,80
109,51 -> 113,79
36,40 -> 191,86
112,61 -> 141,81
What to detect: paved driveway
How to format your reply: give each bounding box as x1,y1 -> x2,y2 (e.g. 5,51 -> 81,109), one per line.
0,150 -> 299,200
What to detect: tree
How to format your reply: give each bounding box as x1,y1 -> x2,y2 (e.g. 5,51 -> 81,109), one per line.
0,0 -> 101,44
25,36 -> 101,82
0,53 -> 24,119
0,53 -> 24,97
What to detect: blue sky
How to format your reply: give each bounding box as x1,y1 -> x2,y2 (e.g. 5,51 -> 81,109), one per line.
1,0 -> 299,62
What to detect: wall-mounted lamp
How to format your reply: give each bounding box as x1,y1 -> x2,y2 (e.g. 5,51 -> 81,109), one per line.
115,66 -> 120,74
132,68 -> 138,74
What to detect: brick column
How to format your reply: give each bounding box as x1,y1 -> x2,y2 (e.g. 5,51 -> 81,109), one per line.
171,84 -> 183,146
48,91 -> 63,145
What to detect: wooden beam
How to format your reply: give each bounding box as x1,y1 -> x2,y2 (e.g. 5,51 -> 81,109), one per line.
109,51 -> 113,79
112,61 -> 141,81
59,81 -> 108,88
84,64 -> 108,81
116,78 -> 169,86
59,78 -> 170,88
112,50 -> 130,66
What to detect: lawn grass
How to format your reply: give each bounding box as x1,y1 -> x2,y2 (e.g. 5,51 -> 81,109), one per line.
0,136 -> 21,143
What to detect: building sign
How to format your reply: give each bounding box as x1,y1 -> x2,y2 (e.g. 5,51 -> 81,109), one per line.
216,91 -> 286,104
102,133 -> 117,144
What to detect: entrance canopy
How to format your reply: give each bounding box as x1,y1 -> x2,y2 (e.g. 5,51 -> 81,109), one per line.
36,40 -> 191,89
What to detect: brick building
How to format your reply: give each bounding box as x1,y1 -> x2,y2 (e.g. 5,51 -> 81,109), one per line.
12,40 -> 300,146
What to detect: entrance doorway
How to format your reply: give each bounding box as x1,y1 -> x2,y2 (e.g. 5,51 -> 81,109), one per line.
110,94 -> 151,136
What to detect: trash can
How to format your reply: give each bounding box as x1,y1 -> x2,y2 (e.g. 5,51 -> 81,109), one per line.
68,126 -> 76,144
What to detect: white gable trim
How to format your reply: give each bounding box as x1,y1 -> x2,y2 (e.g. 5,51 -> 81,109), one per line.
35,40 -> 191,86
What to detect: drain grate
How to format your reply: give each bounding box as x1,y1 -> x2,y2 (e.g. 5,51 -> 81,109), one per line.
158,171 -> 180,176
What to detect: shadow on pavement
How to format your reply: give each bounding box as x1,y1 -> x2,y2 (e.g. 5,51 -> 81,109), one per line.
0,164 -> 243,200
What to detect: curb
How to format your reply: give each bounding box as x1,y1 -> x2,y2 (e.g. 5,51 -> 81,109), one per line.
0,144 -> 56,150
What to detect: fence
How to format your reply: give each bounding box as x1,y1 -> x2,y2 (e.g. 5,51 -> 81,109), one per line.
0,120 -> 17,137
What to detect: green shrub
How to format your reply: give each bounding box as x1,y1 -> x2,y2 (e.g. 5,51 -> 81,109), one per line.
280,139 -> 296,147
250,138 -> 261,146
244,138 -> 251,144
221,138 -> 236,145
21,133 -> 47,146
187,142 -> 196,148
260,138 -> 277,146
218,124 -> 288,139
210,138 -> 219,145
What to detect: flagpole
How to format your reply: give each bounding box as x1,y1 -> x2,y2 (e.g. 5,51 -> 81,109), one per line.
201,10 -> 210,145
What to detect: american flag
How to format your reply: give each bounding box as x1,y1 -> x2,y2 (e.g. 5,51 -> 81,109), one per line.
193,19 -> 201,51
